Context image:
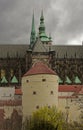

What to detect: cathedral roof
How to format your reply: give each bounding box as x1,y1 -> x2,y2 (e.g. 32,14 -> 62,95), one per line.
0,45 -> 29,58
0,45 -> 82,58
24,62 -> 57,76
52,45 -> 83,58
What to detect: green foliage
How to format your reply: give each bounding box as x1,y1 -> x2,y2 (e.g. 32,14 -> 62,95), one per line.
23,107 -> 83,130
24,106 -> 65,130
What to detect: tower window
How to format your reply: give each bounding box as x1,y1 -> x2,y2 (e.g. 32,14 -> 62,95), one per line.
26,80 -> 29,83
36,105 -> 39,109
48,106 -> 50,108
42,79 -> 46,82
50,91 -> 53,95
33,91 -> 36,95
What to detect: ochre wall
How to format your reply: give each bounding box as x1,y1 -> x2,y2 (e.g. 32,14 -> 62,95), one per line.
22,74 -> 58,117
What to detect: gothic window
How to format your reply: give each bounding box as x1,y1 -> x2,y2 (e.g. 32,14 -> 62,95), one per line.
10,69 -> 14,77
1,69 -> 5,78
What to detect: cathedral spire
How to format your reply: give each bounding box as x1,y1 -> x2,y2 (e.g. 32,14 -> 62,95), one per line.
39,10 -> 49,42
39,10 -> 45,35
30,12 -> 36,47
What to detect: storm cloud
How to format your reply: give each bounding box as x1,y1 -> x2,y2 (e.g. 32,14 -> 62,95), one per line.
0,0 -> 83,45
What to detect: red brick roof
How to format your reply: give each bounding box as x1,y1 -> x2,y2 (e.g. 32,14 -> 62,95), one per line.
15,89 -> 22,95
59,85 -> 82,92
24,62 -> 56,76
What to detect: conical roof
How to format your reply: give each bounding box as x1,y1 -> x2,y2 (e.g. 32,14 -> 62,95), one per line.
24,62 -> 57,76
74,76 -> 81,84
59,77 -> 63,84
1,76 -> 8,83
11,75 -> 18,83
65,76 -> 72,84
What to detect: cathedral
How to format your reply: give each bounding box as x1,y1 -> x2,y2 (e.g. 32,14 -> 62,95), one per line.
0,11 -> 83,87
0,11 -> 83,127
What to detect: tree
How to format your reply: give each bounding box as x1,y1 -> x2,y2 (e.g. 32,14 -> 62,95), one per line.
23,106 -> 65,130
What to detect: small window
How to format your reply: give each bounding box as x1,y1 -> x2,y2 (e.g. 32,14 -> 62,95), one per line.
36,106 -> 39,109
48,106 -> 50,108
33,91 -> 36,95
42,79 -> 46,82
50,91 -> 53,95
26,80 -> 29,83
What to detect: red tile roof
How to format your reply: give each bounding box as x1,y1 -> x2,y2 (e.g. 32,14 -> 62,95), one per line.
15,89 -> 22,95
59,85 -> 82,92
0,100 -> 22,106
24,62 -> 57,76
58,96 -> 77,99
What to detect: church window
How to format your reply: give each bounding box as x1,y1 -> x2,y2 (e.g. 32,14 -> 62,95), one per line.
50,91 -> 53,95
1,69 -> 5,78
10,69 -> 14,77
42,78 -> 46,82
33,91 -> 36,95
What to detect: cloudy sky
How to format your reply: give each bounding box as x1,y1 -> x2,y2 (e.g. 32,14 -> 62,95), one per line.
0,0 -> 83,45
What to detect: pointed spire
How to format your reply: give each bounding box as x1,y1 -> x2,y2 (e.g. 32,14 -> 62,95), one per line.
39,10 -> 45,35
40,10 -> 44,22
39,10 -> 49,42
30,12 -> 36,48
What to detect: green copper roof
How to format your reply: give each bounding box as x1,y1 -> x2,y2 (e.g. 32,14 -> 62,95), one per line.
39,11 -> 45,34
30,13 -> 36,47
39,11 -> 49,42
1,76 -> 8,83
11,76 -> 18,83
65,76 -> 72,84
40,32 -> 49,42
59,77 -> 63,84
74,76 -> 81,84
40,10 -> 44,21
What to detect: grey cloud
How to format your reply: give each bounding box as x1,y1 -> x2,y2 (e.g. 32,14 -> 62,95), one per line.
0,0 -> 83,45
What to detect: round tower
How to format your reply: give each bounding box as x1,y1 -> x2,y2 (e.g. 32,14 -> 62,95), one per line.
22,62 -> 58,117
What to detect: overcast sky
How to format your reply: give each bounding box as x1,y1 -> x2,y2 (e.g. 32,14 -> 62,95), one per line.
0,0 -> 83,45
